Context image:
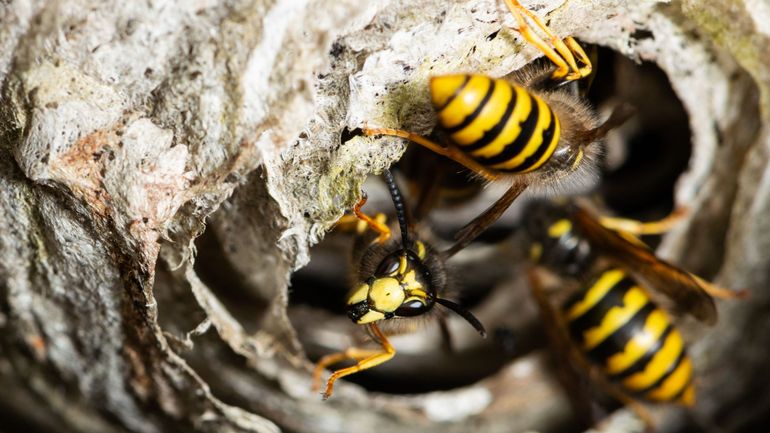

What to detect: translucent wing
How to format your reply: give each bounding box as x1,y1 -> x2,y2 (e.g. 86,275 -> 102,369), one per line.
571,206 -> 717,324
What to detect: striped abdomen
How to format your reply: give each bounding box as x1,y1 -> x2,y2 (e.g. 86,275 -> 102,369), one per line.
564,268 -> 695,405
430,74 -> 561,174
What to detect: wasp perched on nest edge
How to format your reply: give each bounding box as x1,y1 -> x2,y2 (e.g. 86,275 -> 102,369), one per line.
363,0 -> 632,256
522,199 -> 746,428
311,169 -> 486,400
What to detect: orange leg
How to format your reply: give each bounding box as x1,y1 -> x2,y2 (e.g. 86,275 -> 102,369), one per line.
362,126 -> 499,182
598,381 -> 657,432
312,324 -> 396,400
352,193 -> 391,244
334,214 -> 361,232
504,0 -> 591,81
599,207 -> 689,236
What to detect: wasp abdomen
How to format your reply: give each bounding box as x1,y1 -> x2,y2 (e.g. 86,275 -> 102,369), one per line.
564,268 -> 695,405
430,74 -> 561,174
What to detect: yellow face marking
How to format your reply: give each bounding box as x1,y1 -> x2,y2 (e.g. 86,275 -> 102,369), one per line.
347,283 -> 369,305
646,358 -> 693,402
547,219 -> 572,238
397,254 -> 408,275
605,309 -> 671,375
415,241 -> 426,260
368,277 -> 405,313
467,85 -> 532,158
356,310 -> 386,324
436,75 -> 492,129
582,286 -> 649,350
490,95 -> 554,171
430,75 -> 469,109
566,269 -> 626,320
407,288 -> 428,299
449,81 -> 512,145
621,329 -> 685,391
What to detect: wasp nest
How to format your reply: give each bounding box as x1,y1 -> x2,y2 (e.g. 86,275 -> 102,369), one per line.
0,1 -> 769,432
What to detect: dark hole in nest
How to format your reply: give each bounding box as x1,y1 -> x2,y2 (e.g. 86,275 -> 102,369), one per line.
289,47 -> 693,403
587,47 -> 692,221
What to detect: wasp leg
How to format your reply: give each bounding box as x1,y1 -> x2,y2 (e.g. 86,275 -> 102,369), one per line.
334,214 -> 362,232
528,268 -> 595,428
314,324 -> 396,400
593,379 -> 657,432
351,193 -> 391,244
599,207 -> 689,236
363,126 -> 499,182
503,0 -> 591,81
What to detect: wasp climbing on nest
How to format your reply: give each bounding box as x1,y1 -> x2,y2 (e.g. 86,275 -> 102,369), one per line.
311,170 -> 486,399
363,0 -> 631,256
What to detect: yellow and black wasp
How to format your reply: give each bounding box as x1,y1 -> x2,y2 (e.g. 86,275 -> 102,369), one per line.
364,0 -> 631,256
522,199 -> 745,426
311,169 -> 486,399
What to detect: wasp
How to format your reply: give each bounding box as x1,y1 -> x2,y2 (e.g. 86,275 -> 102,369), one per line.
523,200 -> 744,426
363,0 -> 631,256
311,169 -> 486,399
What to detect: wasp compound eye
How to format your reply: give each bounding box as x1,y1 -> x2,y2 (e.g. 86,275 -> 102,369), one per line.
375,254 -> 401,276
395,299 -> 429,317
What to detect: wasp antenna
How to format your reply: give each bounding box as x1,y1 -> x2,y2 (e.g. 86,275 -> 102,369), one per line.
435,297 -> 487,337
382,169 -> 411,248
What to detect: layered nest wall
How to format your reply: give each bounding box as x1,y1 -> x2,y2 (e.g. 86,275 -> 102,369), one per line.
1,1 -> 769,433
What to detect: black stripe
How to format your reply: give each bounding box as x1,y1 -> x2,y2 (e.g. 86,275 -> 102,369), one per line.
460,82 -> 518,152
436,75 -> 471,112
633,344 -> 688,397
608,324 -> 674,381
470,92 -> 539,166
504,106 -> 558,173
585,302 -> 656,366
566,276 -> 636,343
445,78 -> 495,134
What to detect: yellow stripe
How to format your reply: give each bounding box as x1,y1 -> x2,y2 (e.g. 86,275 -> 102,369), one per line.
467,85 -> 532,158
490,95 -> 552,171
566,269 -> 626,320
521,114 -> 560,173
582,286 -> 649,350
605,309 -> 671,375
415,241 -> 426,259
679,384 -> 696,407
547,219 -> 572,238
450,79 -> 512,145
621,329 -> 684,391
438,76 -> 491,129
646,357 -> 693,401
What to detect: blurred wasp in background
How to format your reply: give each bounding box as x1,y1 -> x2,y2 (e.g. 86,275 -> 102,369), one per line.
311,170 -> 486,399
522,199 -> 745,427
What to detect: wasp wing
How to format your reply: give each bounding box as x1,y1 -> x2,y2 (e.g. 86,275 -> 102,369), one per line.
444,180 -> 528,258
571,206 -> 717,324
